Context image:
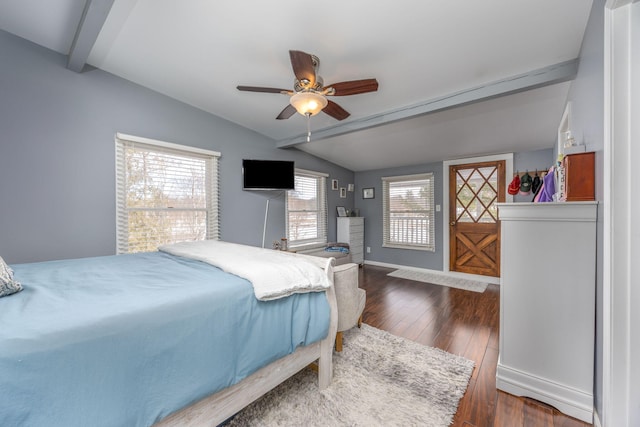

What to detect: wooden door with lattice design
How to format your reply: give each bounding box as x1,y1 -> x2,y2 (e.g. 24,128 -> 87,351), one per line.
449,160 -> 505,277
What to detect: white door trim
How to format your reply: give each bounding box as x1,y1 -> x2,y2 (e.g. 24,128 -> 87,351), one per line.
603,1 -> 638,426
442,153 -> 513,283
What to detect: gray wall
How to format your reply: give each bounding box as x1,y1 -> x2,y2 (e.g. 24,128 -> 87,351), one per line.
0,30 -> 355,264
354,162 -> 444,270
563,0 -> 605,417
353,149 -> 555,270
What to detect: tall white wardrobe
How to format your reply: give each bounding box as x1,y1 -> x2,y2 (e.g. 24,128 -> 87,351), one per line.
496,202 -> 597,423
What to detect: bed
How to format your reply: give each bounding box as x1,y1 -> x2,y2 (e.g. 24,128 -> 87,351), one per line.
0,240 -> 338,427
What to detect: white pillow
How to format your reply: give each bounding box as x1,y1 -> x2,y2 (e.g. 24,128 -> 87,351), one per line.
0,256 -> 23,298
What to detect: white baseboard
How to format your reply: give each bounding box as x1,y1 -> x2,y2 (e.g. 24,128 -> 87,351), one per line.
363,260 -> 501,285
496,363 -> 593,424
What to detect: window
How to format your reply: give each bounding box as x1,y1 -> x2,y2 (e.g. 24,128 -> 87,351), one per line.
286,169 -> 328,248
382,173 -> 435,251
115,133 -> 220,254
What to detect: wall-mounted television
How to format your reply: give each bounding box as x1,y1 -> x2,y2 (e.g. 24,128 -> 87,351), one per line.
242,159 -> 295,190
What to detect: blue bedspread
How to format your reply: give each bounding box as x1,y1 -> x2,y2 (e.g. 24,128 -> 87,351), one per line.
0,252 -> 330,427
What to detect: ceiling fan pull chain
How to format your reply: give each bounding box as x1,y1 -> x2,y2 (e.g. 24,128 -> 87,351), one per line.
306,112 -> 311,142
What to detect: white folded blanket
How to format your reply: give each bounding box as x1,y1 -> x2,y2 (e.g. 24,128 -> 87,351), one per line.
159,240 -> 330,301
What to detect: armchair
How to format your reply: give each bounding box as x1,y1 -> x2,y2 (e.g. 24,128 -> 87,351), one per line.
332,263 -> 366,352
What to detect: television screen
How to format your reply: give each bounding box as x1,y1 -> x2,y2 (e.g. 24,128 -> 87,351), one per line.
242,159 -> 295,190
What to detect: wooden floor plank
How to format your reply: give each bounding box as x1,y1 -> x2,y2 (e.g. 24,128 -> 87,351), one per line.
465,325 -> 492,381
473,346 -> 500,426
452,377 -> 476,427
553,412 -> 595,427
453,344 -> 499,426
494,390 -> 524,427
523,398 -> 554,427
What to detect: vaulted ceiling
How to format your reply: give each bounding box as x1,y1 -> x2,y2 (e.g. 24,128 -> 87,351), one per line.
0,0 -> 593,171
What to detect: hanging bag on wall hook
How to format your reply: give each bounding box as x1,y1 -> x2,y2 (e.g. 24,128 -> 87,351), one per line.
508,172 -> 521,195
520,170 -> 533,195
531,170 -> 542,194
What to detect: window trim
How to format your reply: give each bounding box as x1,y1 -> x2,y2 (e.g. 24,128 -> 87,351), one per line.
115,133 -> 220,254
382,172 -> 435,252
285,168 -> 328,250
116,133 -> 221,157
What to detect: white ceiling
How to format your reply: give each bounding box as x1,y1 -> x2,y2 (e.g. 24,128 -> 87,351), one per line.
0,0 -> 593,171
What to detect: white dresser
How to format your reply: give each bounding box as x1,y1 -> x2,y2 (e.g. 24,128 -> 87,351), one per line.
337,217 -> 364,265
496,202 -> 597,423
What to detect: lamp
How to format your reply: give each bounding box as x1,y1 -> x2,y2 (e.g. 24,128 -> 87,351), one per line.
289,91 -> 328,116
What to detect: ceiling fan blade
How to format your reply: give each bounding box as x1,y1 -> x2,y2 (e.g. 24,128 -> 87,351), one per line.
323,100 -> 350,121
324,79 -> 379,96
237,85 -> 290,94
289,50 -> 316,87
276,104 -> 297,120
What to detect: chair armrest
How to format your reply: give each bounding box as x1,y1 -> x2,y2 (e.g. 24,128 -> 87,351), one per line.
333,263 -> 365,331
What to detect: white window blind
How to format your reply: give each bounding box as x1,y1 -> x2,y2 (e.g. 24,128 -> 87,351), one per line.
115,133 -> 220,254
286,169 -> 327,248
382,172 -> 435,251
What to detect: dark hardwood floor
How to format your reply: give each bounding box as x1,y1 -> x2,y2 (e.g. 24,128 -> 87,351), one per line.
355,264 -> 592,427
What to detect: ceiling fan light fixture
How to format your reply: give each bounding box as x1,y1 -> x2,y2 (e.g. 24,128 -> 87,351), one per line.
290,91 -> 328,116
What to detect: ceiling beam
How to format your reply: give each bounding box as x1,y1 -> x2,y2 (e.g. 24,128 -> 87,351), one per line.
67,0 -> 115,72
277,59 -> 579,148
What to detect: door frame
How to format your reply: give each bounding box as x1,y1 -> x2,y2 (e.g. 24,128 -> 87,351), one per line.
602,1 -> 639,426
442,153 -> 513,284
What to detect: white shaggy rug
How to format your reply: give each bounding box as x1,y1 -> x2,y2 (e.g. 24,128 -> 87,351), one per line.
387,269 -> 488,293
225,324 -> 474,426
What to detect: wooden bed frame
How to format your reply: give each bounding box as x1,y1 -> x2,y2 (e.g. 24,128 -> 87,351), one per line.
154,257 -> 339,426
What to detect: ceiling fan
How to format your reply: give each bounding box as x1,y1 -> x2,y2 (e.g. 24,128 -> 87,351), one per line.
237,50 -> 379,122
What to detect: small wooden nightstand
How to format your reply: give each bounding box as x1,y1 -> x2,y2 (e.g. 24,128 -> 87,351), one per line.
563,152 -> 595,201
